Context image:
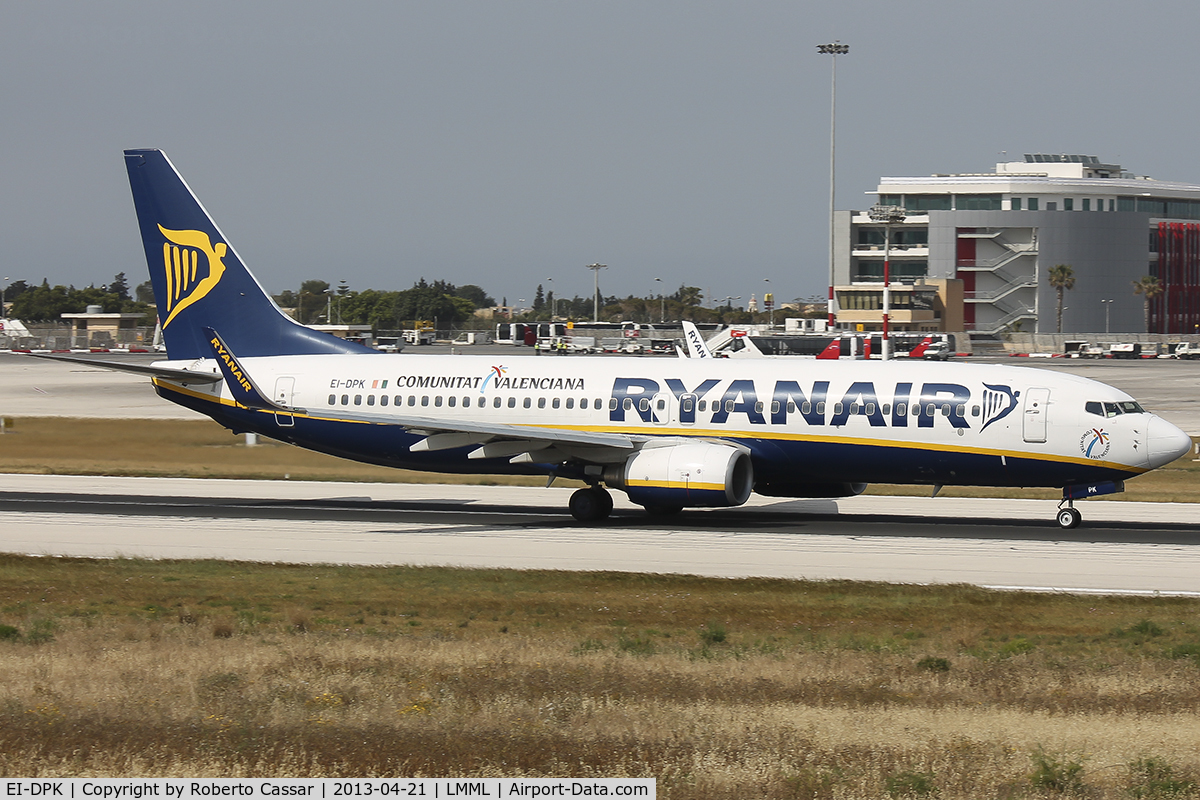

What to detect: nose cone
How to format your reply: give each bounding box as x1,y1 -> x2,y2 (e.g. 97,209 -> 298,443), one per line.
1148,417 -> 1194,469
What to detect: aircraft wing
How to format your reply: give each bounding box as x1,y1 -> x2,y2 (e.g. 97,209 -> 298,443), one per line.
307,406 -> 639,453
28,353 -> 223,384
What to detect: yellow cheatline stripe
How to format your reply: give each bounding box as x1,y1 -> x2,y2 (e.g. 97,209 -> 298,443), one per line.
627,479 -> 726,491
151,380 -> 1147,475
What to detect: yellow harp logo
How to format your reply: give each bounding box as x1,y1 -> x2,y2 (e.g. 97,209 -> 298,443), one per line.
158,225 -> 228,328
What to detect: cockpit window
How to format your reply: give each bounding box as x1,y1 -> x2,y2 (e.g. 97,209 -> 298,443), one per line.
1091,400 -> 1147,418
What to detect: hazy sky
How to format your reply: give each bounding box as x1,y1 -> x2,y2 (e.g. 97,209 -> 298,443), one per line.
4,1 -> 1200,308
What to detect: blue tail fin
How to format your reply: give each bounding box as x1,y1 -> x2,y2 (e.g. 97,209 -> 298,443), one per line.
124,149 -> 375,360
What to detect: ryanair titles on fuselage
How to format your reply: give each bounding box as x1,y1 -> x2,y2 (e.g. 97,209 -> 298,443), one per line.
609,376 -> 1019,431
332,370 -> 1022,433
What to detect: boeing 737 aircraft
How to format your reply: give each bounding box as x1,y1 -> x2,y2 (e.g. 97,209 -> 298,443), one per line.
41,150 -> 1194,529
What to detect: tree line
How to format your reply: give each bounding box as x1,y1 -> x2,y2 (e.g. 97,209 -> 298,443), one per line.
3,274 -> 817,329
3,274 -> 156,323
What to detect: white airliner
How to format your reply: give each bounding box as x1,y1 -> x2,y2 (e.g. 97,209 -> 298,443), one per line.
40,150 -> 1194,529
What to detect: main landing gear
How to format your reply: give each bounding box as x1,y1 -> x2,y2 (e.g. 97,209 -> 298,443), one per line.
1056,499 -> 1082,530
569,485 -> 613,522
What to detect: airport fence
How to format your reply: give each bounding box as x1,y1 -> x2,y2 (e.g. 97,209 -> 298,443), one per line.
0,323 -> 159,352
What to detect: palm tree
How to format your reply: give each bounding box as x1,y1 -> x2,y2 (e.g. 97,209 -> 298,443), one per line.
1132,276 -> 1164,333
1047,264 -> 1075,334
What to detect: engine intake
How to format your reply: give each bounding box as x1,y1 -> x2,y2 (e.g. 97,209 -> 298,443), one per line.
603,442 -> 754,508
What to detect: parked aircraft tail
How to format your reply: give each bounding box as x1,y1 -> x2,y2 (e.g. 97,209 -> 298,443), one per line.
123,149 -> 374,360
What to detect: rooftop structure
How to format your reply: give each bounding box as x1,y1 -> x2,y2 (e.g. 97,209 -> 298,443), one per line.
833,155 -> 1200,335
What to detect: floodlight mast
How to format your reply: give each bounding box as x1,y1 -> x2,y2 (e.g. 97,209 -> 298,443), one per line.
867,204 -> 906,360
817,42 -> 849,331
586,263 -> 608,323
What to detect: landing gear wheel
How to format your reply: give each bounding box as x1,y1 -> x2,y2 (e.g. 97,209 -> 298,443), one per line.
1056,507 -> 1082,529
643,504 -> 683,516
569,486 -> 613,522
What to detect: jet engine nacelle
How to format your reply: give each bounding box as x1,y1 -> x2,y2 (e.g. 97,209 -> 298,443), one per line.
603,442 -> 754,508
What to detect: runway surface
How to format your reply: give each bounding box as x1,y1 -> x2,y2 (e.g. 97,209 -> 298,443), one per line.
1,353 -> 1197,594
2,475 -> 1198,595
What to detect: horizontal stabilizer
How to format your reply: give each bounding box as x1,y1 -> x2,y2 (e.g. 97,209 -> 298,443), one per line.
28,353 -> 222,384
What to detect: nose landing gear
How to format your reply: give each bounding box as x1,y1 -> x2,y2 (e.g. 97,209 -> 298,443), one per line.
1056,500 -> 1082,529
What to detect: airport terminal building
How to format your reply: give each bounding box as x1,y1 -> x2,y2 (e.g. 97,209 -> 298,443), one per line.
834,155 -> 1200,336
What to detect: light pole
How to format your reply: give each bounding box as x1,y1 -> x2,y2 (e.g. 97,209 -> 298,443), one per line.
868,204 -> 906,360
1101,299 -> 1113,334
586,263 -> 607,323
654,277 -> 664,323
818,41 -> 849,330
763,278 -> 774,327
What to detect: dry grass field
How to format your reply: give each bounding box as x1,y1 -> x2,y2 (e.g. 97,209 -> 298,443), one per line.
0,416 -> 1196,501
2,417 -> 1200,795
2,557 -> 1200,797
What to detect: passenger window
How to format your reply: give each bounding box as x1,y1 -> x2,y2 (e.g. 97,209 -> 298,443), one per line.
895,403 -> 906,416
941,403 -> 951,416
682,398 -> 693,413
421,396 -> 429,407
725,399 -> 735,413
566,398 -> 575,409
955,404 -> 965,417
639,398 -> 651,412
866,403 -> 876,416
699,400 -> 707,412
925,404 -> 935,416
435,396 -> 443,407
596,398 -> 603,409
799,402 -> 809,414
524,397 -> 532,409
816,402 -> 825,414
408,396 -> 416,407
328,394 -> 336,405
367,395 -> 375,406
354,395 -> 362,406
881,404 -> 890,415
970,405 -> 979,417
477,397 -> 485,408
508,397 -> 516,408
341,395 -> 349,405
448,396 -> 456,408
834,403 -> 844,416
623,398 -> 634,411
771,401 -> 781,414
754,401 -> 764,414
552,398 -> 560,409
849,403 -> 859,416
493,397 -> 502,408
